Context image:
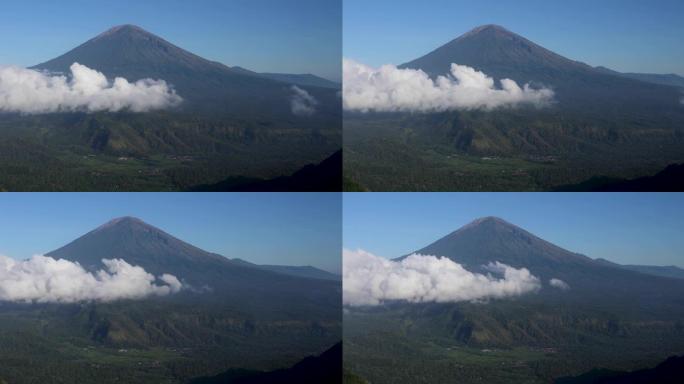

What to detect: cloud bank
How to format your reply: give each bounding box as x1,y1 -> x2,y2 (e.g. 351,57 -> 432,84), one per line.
290,85 -> 318,116
549,278 -> 570,290
343,58 -> 554,112
0,63 -> 182,114
0,255 -> 182,303
343,249 -> 541,306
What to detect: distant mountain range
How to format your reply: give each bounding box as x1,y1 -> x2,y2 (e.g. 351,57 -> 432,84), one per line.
595,258 -> 684,280
230,66 -> 340,89
594,66 -> 684,89
231,258 -> 340,281
345,216 -> 684,383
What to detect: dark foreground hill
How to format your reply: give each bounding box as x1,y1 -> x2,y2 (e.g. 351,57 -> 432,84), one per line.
345,217 -> 684,384
190,342 -> 341,384
189,150 -> 342,191
556,163 -> 684,192
0,217 -> 341,384
556,355 -> 684,384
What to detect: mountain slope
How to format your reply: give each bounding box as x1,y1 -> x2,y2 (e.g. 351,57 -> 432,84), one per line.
595,258 -> 684,280
398,217 -> 684,314
401,24 -> 593,78
34,25 -> 231,77
400,24 -> 682,114
406,216 -> 593,269
47,216 -> 227,272
32,25 -> 339,117
46,217 -> 341,312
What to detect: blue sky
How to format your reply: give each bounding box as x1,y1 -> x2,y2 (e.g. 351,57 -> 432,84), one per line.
344,0 -> 684,76
0,0 -> 341,81
0,193 -> 341,273
344,193 -> 684,268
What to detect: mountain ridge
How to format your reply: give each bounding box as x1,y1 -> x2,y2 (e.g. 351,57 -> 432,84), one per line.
32,24 -> 341,117
401,216 -> 593,270
34,24 -> 231,77
399,24 -> 683,113
44,216 -> 342,310
393,216 -> 684,309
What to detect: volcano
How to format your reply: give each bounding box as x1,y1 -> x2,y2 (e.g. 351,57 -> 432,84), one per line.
46,216 -> 340,308
34,25 -> 234,79
400,24 -> 682,113
400,216 -> 684,309
401,24 -> 594,79
407,216 -> 593,269
47,216 -> 231,276
33,24 -> 339,115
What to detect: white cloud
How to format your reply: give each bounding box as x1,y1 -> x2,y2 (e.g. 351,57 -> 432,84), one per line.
290,85 -> 318,116
0,254 -> 182,303
342,58 -> 554,112
549,278 -> 570,290
0,62 -> 182,114
343,249 -> 541,306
